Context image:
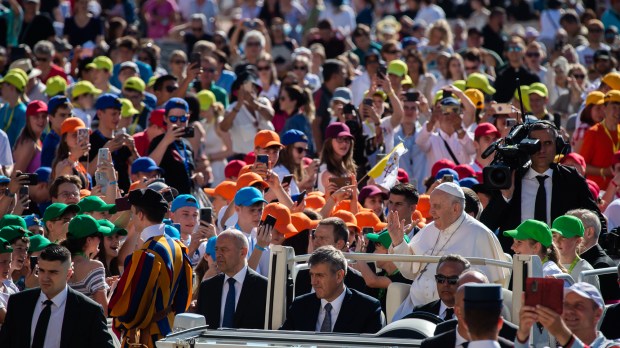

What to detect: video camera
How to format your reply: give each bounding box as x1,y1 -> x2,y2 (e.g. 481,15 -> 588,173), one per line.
481,122 -> 541,189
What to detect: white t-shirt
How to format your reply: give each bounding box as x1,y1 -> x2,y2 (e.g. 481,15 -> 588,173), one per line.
272,164 -> 300,196
226,100 -> 275,155
0,130 -> 13,166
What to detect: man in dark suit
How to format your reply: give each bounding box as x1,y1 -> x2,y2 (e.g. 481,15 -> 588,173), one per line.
197,229 -> 268,329
481,122 -> 602,253
599,264 -> 620,339
569,209 -> 620,302
295,217 -> 367,297
281,246 -> 383,334
0,244 -> 114,348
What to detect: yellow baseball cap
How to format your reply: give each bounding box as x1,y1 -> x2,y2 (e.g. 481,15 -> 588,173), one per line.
466,73 -> 496,95
92,56 -> 113,72
120,98 -> 140,118
602,72 -> 620,90
387,60 -> 408,77
147,76 -> 158,88
123,76 -> 145,93
604,90 -> 620,103
0,69 -> 27,91
586,91 -> 605,106
364,89 -> 388,101
45,76 -> 67,97
72,80 -> 102,99
513,85 -> 531,112
464,88 -> 484,110
453,80 -> 466,91
197,89 -> 216,111
528,82 -> 548,97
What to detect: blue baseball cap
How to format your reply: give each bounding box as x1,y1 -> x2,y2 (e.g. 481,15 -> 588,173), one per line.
234,187 -> 267,206
435,168 -> 460,181
171,194 -> 199,212
165,97 -> 189,114
459,177 -> 479,189
0,176 -> 9,184
47,96 -> 70,114
281,129 -> 308,146
95,93 -> 122,110
131,157 -> 164,175
163,221 -> 181,240
440,97 -> 460,106
402,36 -> 420,48
35,167 -> 52,183
205,236 -> 217,259
24,214 -> 43,228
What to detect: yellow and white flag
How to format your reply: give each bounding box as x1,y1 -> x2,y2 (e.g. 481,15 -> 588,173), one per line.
368,142 -> 407,190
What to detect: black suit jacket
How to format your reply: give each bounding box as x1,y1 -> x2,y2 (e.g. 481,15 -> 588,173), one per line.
413,299 -> 443,317
600,303 -> 620,340
196,267 -> 268,330
435,318 -> 518,342
421,328 -> 515,348
294,266 -> 368,297
280,287 -> 383,334
0,287 -> 114,348
580,244 -> 620,302
480,164 -> 602,253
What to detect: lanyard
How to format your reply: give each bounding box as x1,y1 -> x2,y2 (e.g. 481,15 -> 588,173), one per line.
129,115 -> 140,135
173,140 -> 191,178
2,105 -> 15,132
567,256 -> 580,274
601,122 -> 620,153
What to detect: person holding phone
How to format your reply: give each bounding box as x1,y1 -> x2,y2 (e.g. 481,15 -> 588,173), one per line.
51,118 -> 91,190
318,122 -> 357,194
273,130 -> 319,195
12,101 -> 48,175
41,96 -> 73,168
169,194 -> 215,265
253,130 -> 284,178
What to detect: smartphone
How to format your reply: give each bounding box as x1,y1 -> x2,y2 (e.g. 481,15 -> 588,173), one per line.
524,277 -> 564,314
182,126 -> 195,138
200,207 -> 213,224
190,52 -> 202,66
162,190 -> 175,202
363,98 -> 373,106
243,20 -> 257,29
295,190 -> 307,205
362,227 -> 374,235
442,174 -> 454,182
343,103 -> 356,114
262,214 -> 277,227
30,256 -> 38,272
442,89 -> 453,99
329,177 -> 352,189
19,186 -> 29,198
98,148 -> 110,166
20,173 -> 38,186
377,65 -> 387,79
77,128 -> 89,146
256,155 -> 269,165
506,118 -> 517,128
282,175 -> 294,186
405,91 -> 420,102
115,196 -> 131,212
492,103 -> 513,115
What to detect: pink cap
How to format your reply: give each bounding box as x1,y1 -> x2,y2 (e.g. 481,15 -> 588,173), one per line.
244,151 -> 256,165
397,168 -> 409,183
474,122 -> 500,139
586,179 -> 600,200
149,109 -> 166,128
431,159 -> 456,178
561,152 -> 587,174
225,160 -> 247,179
454,164 -> 476,179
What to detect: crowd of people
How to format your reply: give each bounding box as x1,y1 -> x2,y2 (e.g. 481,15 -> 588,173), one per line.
0,0 -> 620,347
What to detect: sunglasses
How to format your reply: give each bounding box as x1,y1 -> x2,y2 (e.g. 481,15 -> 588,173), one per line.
294,147 -> 307,154
464,66 -> 478,71
335,136 -> 352,144
386,50 -> 401,55
165,85 -> 178,93
526,52 -> 540,57
192,27 -> 203,32
588,28 -> 603,33
572,74 -> 586,79
36,56 -> 49,62
257,66 -> 271,71
507,46 -> 523,52
293,65 -> 307,71
168,115 -> 188,123
435,274 -> 459,285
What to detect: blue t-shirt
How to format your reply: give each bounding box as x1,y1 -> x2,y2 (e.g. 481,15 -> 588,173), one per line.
216,70 -> 236,95
0,102 -> 26,147
41,129 -> 60,167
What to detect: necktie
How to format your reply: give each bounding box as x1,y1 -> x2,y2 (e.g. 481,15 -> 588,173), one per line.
462,342 -> 469,348
320,303 -> 333,332
534,175 -> 548,223
444,307 -> 454,320
32,300 -> 53,348
222,278 -> 236,328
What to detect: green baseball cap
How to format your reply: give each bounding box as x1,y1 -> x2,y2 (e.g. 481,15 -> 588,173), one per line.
503,219 -> 552,248
0,225 -> 32,243
0,215 -> 27,230
466,73 -> 496,95
0,69 -> 27,91
528,82 -> 548,98
45,76 -> 67,97
42,203 -> 81,222
98,219 -> 128,236
366,230 -> 410,249
92,56 -> 113,72
0,237 -> 12,254
387,60 -> 408,78
551,215 -> 584,239
67,215 -> 113,239
77,196 -> 117,214
28,234 -> 54,253
123,76 -> 146,93
72,80 -> 102,99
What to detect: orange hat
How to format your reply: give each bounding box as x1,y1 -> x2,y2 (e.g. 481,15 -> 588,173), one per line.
238,164 -> 253,177
412,210 -> 427,229
80,189 -> 91,199
236,172 -> 268,191
60,117 -> 87,135
355,211 -> 387,232
332,210 -> 360,234
333,199 -> 364,213
307,191 -> 325,197
204,180 -> 236,202
417,194 -> 431,219
254,130 -> 283,148
129,180 -> 141,192
261,202 -> 297,238
291,212 -> 319,232
305,195 -> 326,211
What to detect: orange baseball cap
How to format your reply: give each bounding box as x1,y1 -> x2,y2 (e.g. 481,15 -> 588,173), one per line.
204,180 -> 236,202
291,212 -> 320,232
129,180 -> 141,192
80,189 -> 91,199
356,211 -> 387,232
417,194 -> 431,219
236,172 -> 268,191
412,210 -> 427,229
332,210 -> 360,234
238,164 -> 253,177
305,195 -> 326,211
307,191 -> 325,197
254,130 -> 283,148
261,202 -> 297,238
60,117 -> 87,135
333,199 -> 364,213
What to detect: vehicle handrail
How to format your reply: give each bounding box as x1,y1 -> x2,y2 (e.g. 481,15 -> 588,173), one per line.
292,253 -> 513,269
551,273 -> 575,285
578,267 -> 618,282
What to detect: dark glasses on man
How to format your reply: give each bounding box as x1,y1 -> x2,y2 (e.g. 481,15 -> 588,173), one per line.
435,275 -> 459,285
168,115 -> 188,123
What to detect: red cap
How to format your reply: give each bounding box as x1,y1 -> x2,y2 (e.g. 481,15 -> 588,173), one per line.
431,159 -> 456,178
474,122 -> 501,140
454,164 -> 476,179
26,100 -> 47,116
397,168 -> 409,183
225,160 -> 246,179
149,109 -> 165,128
613,151 -> 620,166
244,151 -> 256,165
586,179 -> 600,200
561,152 -> 586,174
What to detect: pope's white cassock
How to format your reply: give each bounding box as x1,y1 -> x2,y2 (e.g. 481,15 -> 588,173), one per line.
389,212 -> 510,321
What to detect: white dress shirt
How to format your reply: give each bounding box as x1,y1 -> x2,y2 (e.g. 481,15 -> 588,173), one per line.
30,285 -> 69,348
455,324 -> 468,347
140,223 -> 166,242
438,301 -> 454,320
315,287 -> 347,332
416,124 -> 476,169
468,340 -> 501,348
520,167 -> 553,225
220,265 -> 248,327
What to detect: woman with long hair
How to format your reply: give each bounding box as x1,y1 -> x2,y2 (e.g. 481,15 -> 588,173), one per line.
256,53 -> 281,102
12,101 -> 48,173
52,118 -> 91,189
168,50 -> 188,81
405,49 -> 436,103
95,219 -> 136,279
279,85 -> 316,155
62,215 -> 110,314
420,20 -> 454,75
318,122 -> 357,194
433,54 -> 466,96
572,91 -> 606,153
274,129 -> 319,195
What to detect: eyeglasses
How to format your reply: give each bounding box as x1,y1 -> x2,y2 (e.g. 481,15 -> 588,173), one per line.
435,274 -> 459,285
293,65 -> 307,71
59,191 -> 80,199
257,66 -> 271,71
525,52 -> 540,58
572,74 -> 586,79
36,56 -> 49,62
588,28 -> 603,33
246,41 -> 261,47
507,46 -> 523,52
335,136 -> 352,144
172,60 -> 187,65
165,85 -> 179,93
385,50 -> 401,55
169,115 -> 188,123
294,147 -> 307,154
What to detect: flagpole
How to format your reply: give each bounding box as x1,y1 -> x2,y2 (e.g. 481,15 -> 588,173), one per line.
360,141 -> 405,185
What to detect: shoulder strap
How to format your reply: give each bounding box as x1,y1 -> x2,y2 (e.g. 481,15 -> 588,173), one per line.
438,133 -> 460,165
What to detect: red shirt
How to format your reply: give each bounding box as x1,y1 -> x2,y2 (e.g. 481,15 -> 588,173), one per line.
133,131 -> 151,157
579,122 -> 619,188
41,64 -> 69,84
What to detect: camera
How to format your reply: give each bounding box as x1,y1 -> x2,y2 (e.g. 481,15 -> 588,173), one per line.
481,122 -> 541,189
